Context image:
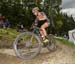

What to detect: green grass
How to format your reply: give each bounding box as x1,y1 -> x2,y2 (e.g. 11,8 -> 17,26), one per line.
56,38 -> 75,48
0,28 -> 20,48
0,28 -> 20,39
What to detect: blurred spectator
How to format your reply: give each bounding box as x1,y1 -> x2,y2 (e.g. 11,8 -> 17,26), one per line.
17,23 -> 25,32
63,34 -> 68,39
3,19 -> 10,29
0,22 -> 3,28
0,14 -> 5,28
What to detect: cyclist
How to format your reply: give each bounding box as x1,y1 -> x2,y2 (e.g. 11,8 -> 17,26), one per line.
32,7 -> 50,46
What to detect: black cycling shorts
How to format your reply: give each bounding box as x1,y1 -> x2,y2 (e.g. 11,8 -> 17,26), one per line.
37,18 -> 50,27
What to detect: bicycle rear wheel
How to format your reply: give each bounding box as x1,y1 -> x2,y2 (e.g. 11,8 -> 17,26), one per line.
46,34 -> 56,52
13,32 -> 41,60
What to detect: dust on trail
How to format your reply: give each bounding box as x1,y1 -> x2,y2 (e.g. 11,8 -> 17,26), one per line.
0,43 -> 75,64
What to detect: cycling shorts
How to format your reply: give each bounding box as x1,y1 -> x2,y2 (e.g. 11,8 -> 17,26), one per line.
37,18 -> 50,27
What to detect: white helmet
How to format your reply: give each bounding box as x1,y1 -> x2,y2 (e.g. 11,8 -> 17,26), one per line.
32,7 -> 39,12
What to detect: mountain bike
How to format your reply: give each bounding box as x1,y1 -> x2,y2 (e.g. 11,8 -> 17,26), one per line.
13,26 -> 56,60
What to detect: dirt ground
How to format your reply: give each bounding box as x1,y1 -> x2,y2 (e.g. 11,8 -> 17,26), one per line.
0,43 -> 75,64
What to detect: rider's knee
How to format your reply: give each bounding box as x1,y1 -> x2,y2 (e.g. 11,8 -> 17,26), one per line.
40,27 -> 45,31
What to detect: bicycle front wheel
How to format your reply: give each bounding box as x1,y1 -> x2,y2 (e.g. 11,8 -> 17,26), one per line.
13,32 -> 41,60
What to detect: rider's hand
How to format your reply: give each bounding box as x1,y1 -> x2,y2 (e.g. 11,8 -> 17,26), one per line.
30,25 -> 36,30
30,22 -> 38,30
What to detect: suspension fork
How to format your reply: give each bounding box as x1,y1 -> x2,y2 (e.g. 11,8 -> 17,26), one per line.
32,28 -> 42,40
28,28 -> 39,42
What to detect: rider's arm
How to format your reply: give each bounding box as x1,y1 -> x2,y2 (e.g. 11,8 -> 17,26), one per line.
31,18 -> 38,29
34,18 -> 38,26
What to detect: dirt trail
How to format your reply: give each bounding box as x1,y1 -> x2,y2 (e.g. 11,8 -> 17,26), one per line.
0,43 -> 75,64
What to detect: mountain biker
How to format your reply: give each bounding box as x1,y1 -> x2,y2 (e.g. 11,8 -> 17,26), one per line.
32,7 -> 50,46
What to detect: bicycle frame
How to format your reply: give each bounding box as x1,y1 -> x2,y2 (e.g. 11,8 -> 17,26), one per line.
32,27 -> 40,36
32,27 -> 43,41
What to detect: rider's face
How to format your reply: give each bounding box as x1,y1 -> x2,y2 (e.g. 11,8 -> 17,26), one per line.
32,10 -> 38,16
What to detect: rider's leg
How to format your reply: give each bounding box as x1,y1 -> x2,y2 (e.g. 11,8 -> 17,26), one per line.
40,22 -> 49,40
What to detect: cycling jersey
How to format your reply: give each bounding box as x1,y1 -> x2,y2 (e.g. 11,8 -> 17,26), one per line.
37,12 -> 46,19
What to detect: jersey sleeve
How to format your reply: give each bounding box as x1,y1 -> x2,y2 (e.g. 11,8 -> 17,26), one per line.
41,12 -> 46,16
